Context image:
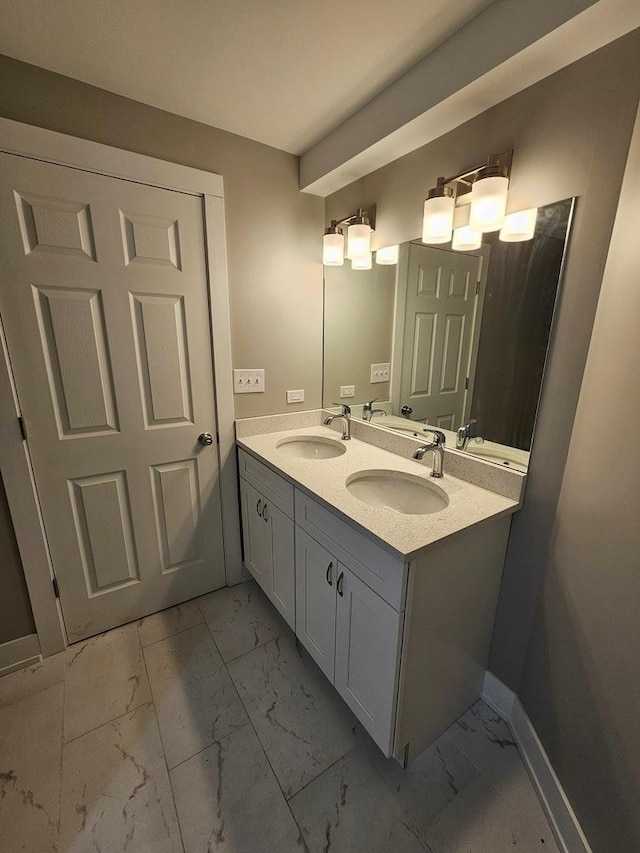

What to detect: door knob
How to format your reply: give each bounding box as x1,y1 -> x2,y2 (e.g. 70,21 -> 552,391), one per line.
198,432 -> 214,446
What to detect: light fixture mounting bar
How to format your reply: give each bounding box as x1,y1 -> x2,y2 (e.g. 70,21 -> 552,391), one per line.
437,151 -> 513,199
330,203 -> 377,232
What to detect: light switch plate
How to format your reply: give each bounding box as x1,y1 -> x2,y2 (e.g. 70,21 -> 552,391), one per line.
340,385 -> 355,397
371,363 -> 390,383
286,389 -> 304,403
234,369 -> 265,393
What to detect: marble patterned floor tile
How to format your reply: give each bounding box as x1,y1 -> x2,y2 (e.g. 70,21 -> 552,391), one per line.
444,698 -> 521,787
290,745 -> 427,853
137,599 -> 203,647
198,580 -> 289,662
59,702 -> 183,853
423,759 -> 560,853
0,682 -> 63,853
227,634 -> 358,798
171,723 -> 306,853
144,622 -> 248,769
64,622 -> 151,742
357,723 -> 482,837
0,651 -> 65,709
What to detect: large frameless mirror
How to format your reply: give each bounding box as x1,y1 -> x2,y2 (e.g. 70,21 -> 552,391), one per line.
323,197 -> 575,471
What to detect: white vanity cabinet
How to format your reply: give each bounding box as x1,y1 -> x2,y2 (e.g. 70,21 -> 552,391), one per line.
238,450 -> 295,629
237,444 -> 513,765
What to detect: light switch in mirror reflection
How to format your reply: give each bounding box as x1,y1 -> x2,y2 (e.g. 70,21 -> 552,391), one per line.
323,197 -> 575,472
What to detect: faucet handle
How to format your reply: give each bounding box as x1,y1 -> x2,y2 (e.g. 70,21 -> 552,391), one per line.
363,398 -> 380,409
426,428 -> 446,446
332,402 -> 351,416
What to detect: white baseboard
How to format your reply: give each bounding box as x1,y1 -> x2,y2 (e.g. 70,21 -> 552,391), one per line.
0,633 -> 41,676
482,671 -> 592,853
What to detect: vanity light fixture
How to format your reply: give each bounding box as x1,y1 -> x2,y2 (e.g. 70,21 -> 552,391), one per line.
347,209 -> 373,260
322,205 -> 376,266
376,244 -> 399,265
422,152 -> 521,247
452,225 -> 482,252
468,162 -> 510,232
499,207 -> 538,242
352,253 -> 372,270
422,180 -> 455,244
323,221 -> 345,266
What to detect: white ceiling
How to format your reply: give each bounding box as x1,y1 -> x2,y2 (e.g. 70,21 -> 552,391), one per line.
0,0 -> 496,155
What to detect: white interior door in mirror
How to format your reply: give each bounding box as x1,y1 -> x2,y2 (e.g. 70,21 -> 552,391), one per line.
397,244 -> 483,430
0,153 -> 225,642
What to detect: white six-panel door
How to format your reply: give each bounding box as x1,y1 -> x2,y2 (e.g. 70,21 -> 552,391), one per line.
0,153 -> 226,641
399,244 -> 481,430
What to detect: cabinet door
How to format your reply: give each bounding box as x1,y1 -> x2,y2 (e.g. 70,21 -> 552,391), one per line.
239,478 -> 273,592
335,565 -> 403,756
295,528 -> 336,682
265,500 -> 295,630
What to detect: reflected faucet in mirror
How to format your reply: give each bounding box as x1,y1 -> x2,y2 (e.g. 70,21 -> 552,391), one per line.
456,419 -> 478,450
362,398 -> 386,421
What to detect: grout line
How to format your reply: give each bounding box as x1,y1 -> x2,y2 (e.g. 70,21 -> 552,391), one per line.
138,616 -> 205,650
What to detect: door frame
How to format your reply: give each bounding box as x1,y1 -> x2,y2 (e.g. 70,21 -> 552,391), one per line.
0,117 -> 242,656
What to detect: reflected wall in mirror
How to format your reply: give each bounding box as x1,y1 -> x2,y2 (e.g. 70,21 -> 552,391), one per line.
323,198 -> 575,472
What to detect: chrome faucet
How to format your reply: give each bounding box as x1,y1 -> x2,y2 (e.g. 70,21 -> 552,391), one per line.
324,403 -> 351,440
456,418 -> 478,450
362,398 -> 386,421
413,429 -> 446,478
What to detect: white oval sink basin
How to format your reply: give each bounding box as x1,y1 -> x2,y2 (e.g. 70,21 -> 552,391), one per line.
276,436 -> 346,459
346,469 -> 449,515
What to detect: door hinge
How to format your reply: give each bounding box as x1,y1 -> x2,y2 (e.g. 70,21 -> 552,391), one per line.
464,377 -> 470,390
475,281 -> 480,296
18,416 -> 27,441
52,577 -> 60,599
216,431 -> 220,445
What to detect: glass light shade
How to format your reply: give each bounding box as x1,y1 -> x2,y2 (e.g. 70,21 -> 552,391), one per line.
422,195 -> 455,244
499,208 -> 538,242
351,253 -> 372,270
469,175 -> 509,232
322,231 -> 344,265
347,222 -> 372,259
451,225 -> 482,252
376,245 -> 399,265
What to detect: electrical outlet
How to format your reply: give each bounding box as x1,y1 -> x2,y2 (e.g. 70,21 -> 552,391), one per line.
233,369 -> 265,393
340,385 -> 355,397
286,389 -> 305,403
370,363 -> 390,383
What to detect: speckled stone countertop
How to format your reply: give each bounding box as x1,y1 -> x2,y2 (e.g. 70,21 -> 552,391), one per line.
237,425 -> 520,560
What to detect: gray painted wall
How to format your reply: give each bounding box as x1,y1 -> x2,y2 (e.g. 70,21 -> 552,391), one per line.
518,102 -> 640,853
0,472 -> 35,644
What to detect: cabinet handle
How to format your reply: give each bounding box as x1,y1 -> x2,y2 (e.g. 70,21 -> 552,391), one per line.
337,571 -> 344,597
256,498 -> 262,516
262,503 -> 269,522
326,562 -> 333,586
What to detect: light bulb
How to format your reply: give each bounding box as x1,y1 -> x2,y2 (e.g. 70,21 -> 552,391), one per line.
322,231 -> 344,265
352,253 -> 372,270
422,193 -> 455,244
376,245 -> 399,265
347,222 -> 371,259
452,225 -> 482,252
499,208 -> 538,242
469,172 -> 509,232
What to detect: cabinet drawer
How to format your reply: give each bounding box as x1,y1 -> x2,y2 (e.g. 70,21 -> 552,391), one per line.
238,448 -> 294,519
295,490 -> 407,611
